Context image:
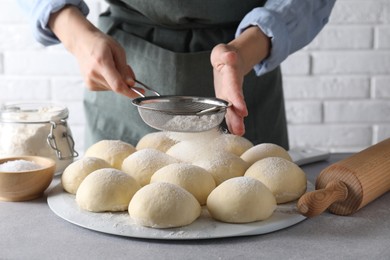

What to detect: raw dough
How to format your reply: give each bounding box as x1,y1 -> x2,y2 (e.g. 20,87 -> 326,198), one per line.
121,148 -> 179,186
61,157 -> 112,194
193,151 -> 249,185
151,162 -> 216,205
244,157 -> 307,204
84,140 -> 136,169
207,176 -> 276,223
128,182 -> 201,228
136,131 -> 177,152
212,133 -> 254,156
76,168 -> 140,212
240,143 -> 292,165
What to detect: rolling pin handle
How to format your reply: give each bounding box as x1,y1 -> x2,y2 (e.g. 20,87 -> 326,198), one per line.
297,180 -> 348,218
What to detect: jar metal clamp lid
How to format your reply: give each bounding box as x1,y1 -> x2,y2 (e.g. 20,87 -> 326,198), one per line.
47,119 -> 79,160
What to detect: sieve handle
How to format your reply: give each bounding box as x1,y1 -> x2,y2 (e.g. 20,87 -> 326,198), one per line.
131,80 -> 161,97
196,106 -> 223,115
196,102 -> 231,115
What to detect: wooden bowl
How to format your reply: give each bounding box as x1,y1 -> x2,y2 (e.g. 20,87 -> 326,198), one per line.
0,156 -> 56,202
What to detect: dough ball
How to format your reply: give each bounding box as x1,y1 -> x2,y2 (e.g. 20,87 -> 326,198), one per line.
85,140 -> 136,169
207,176 -> 276,223
76,168 -> 140,212
136,131 -> 177,152
121,148 -> 179,186
240,143 -> 292,165
193,151 -> 249,185
61,157 -> 112,194
151,163 -> 216,205
213,134 -> 254,156
244,157 -> 307,204
129,182 -> 201,228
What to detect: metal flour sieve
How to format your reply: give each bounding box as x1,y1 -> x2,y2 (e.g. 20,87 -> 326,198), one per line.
131,80 -> 229,132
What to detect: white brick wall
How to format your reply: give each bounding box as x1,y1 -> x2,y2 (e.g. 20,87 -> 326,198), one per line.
0,0 -> 389,154
283,0 -> 390,152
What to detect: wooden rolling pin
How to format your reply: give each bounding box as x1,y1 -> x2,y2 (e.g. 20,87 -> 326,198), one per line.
297,138 -> 390,217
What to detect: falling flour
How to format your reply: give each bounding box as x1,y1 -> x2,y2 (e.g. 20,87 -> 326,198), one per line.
162,114 -> 219,132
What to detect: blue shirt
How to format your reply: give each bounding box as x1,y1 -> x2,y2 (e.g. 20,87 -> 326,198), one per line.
19,0 -> 335,76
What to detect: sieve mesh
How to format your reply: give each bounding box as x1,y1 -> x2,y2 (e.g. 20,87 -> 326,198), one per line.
132,96 -> 229,132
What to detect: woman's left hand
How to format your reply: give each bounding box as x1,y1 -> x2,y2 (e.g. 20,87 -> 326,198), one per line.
211,26 -> 271,136
211,44 -> 248,136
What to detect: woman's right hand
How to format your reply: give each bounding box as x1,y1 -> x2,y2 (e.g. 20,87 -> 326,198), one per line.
48,6 -> 140,98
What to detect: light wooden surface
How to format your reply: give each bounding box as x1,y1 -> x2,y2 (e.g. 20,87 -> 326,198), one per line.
0,156 -> 56,201
297,180 -> 348,217
298,138 -> 390,216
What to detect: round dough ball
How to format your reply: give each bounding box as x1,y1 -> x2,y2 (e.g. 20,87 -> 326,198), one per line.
76,168 -> 140,212
244,157 -> 307,204
129,182 -> 201,228
151,163 -> 216,205
85,140 -> 136,169
193,152 -> 249,186
121,148 -> 179,186
136,131 -> 177,152
207,176 -> 276,223
61,157 -> 112,194
240,143 -> 292,165
213,134 -> 254,156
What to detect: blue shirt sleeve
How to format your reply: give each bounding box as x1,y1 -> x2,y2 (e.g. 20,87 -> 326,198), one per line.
236,0 -> 336,76
18,0 -> 89,46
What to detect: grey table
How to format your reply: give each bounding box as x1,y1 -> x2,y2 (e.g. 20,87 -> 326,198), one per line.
1,154 -> 389,260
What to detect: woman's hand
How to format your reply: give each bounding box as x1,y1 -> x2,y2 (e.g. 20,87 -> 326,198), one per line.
72,30 -> 140,98
49,6 -> 140,98
211,44 -> 248,136
211,26 -> 271,136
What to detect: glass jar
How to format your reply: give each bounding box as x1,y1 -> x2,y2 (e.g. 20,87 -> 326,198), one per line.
0,102 -> 78,173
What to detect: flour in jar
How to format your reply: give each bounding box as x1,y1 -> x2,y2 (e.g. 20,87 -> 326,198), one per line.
0,105 -> 74,173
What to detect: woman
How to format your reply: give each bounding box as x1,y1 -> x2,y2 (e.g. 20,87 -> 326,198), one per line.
22,0 -> 336,149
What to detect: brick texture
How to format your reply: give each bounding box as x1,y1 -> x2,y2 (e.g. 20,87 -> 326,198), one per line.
0,0 -> 389,154
376,26 -> 390,49
284,0 -> 390,152
373,76 -> 390,98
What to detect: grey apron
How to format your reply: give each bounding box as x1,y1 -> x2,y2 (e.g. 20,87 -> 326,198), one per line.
84,0 -> 289,149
